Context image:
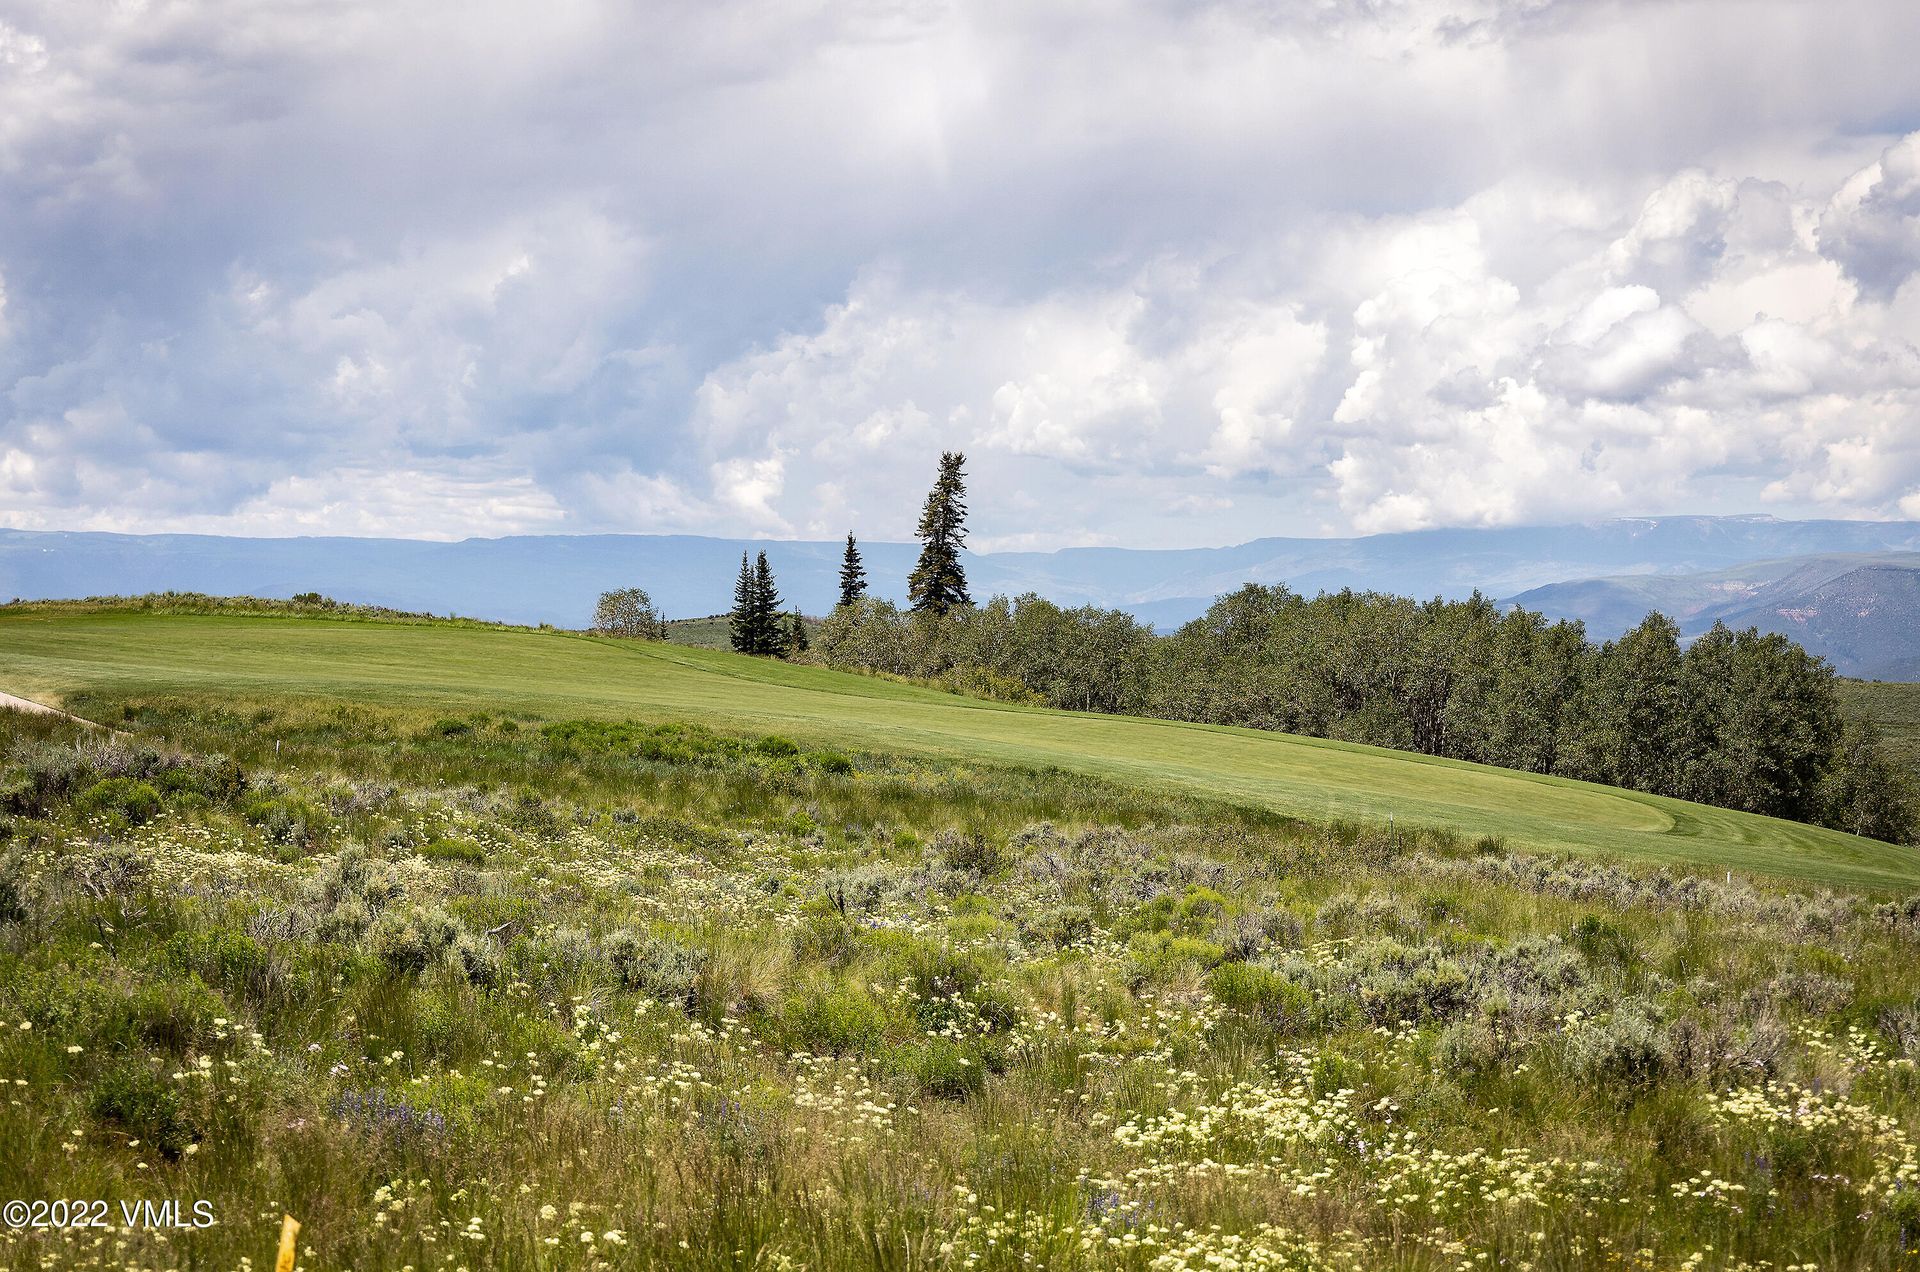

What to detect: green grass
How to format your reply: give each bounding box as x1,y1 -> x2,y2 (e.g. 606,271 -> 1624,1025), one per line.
2,607 -> 1915,890
664,612 -> 822,650
662,613 -> 735,649
1843,678 -> 1920,782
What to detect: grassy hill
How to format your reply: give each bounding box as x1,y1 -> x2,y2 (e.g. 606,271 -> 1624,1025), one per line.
2,605 -> 1914,890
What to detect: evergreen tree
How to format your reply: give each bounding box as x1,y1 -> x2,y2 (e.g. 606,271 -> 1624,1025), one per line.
837,533 -> 867,609
753,551 -> 788,657
785,611 -> 810,656
727,553 -> 756,654
909,451 -> 972,615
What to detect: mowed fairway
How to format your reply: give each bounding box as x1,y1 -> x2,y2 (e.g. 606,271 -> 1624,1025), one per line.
3,608 -> 1917,890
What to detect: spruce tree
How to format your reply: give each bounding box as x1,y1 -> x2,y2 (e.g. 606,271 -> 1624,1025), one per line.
785,611 -> 810,656
908,451 -> 972,615
728,553 -> 756,654
753,551 -> 787,656
837,533 -> 867,609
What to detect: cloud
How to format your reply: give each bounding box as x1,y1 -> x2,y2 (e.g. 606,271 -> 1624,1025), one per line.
1,0 -> 1919,547
1819,133 -> 1920,300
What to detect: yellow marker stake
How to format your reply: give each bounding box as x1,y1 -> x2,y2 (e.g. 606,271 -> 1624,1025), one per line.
275,1214 -> 301,1272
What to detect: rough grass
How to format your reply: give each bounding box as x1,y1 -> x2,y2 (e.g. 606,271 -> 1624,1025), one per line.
1,607 -> 1915,889
7,702 -> 1920,1271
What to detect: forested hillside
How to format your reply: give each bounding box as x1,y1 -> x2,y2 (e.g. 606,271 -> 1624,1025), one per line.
815,587 -> 1918,844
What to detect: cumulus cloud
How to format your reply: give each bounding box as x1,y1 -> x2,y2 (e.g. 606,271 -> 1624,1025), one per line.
1,0 -> 1919,547
1820,133 -> 1920,300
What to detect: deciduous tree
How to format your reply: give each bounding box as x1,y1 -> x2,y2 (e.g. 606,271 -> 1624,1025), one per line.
592,587 -> 667,640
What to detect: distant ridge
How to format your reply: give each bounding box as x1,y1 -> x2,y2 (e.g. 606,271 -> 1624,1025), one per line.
1512,552 -> 1920,680
4,517 -> 1919,679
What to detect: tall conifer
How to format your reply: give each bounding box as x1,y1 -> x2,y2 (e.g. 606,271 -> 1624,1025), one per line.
727,553 -> 756,654
837,533 -> 867,609
908,452 -> 972,615
753,551 -> 787,656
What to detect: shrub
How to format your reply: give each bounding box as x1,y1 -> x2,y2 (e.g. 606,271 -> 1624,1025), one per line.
1126,931 -> 1224,987
1435,1020 -> 1504,1078
240,792 -> 325,847
0,850 -> 28,925
369,905 -> 463,976
1027,903 -> 1094,948
754,735 -> 800,758
936,828 -> 1005,876
604,930 -> 703,1007
418,837 -> 486,865
782,982 -> 887,1055
901,1037 -> 985,1099
74,777 -> 162,826
1569,1008 -> 1670,1090
89,1064 -> 197,1159
807,750 -> 854,774
1570,914 -> 1638,966
69,844 -> 153,900
153,755 -> 246,802
449,932 -> 502,988
1208,962 -> 1312,1028
304,848 -> 404,939
0,745 -> 89,816
818,865 -> 891,917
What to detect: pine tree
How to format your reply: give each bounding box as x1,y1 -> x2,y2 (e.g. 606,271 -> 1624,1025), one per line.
837,533 -> 867,609
785,611 -> 810,656
728,553 -> 756,654
753,551 -> 787,656
908,451 -> 972,615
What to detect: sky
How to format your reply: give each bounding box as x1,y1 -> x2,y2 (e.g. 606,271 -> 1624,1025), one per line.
2,0 -> 1920,551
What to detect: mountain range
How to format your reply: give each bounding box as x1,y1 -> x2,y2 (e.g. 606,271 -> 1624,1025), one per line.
3,515 -> 1918,679
1511,552 -> 1920,680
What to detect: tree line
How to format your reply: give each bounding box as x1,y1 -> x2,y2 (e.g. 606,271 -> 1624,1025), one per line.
812,585 -> 1916,843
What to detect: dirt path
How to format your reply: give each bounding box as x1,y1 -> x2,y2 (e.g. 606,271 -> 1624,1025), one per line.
0,690 -> 115,732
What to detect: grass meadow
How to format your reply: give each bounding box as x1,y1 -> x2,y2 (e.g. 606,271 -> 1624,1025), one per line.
3,605 -> 1920,1270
